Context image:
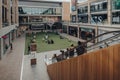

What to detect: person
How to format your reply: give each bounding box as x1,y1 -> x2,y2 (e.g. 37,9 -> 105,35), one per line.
52,54 -> 58,63
51,39 -> 54,44
47,40 -> 51,44
57,50 -> 66,61
69,44 -> 75,58
76,41 -> 85,56
45,33 -> 48,40
64,48 -> 70,59
10,43 -> 13,50
28,45 -> 30,54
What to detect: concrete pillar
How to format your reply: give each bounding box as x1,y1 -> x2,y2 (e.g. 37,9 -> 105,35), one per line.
7,0 -> 11,25
88,1 -> 91,24
15,0 -> 19,24
0,0 -> 2,29
77,26 -> 80,38
108,0 -> 112,25
67,23 -> 69,34
12,0 -> 15,24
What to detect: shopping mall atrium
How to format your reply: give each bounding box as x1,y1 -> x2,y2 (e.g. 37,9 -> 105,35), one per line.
0,0 -> 120,80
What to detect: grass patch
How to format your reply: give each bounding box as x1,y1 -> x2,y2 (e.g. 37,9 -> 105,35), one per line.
25,32 -> 77,55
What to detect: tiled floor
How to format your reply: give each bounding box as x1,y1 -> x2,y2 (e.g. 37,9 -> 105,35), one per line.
0,35 -> 25,80
22,50 -> 62,80
0,33 -> 93,80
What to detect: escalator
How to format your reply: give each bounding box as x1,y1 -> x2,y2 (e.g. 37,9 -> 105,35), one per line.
42,8 -> 53,15
85,30 -> 120,52
47,30 -> 120,80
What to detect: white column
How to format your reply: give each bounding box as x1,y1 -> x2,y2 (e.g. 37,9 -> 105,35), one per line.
7,0 -> 11,25
108,0 -> 112,25
12,0 -> 15,24
88,1 -> 91,24
77,26 -> 79,38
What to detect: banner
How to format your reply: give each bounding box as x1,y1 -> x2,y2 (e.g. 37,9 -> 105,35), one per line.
77,0 -> 88,3
71,0 -> 77,11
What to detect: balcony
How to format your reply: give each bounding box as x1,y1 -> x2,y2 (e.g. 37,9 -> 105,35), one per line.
18,7 -> 62,16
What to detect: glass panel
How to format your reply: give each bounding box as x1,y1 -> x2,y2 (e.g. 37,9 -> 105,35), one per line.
19,7 -> 62,15
112,0 -> 120,10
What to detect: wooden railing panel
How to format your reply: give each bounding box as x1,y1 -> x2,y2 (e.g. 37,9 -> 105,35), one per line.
77,55 -> 83,80
61,60 -> 70,80
69,58 -> 78,80
57,62 -> 62,80
108,46 -> 114,80
95,51 -> 102,80
113,44 -> 119,80
47,44 -> 120,80
101,48 -> 109,80
118,45 -> 120,80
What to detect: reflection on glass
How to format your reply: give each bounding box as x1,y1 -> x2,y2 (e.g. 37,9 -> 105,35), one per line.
19,7 -> 62,15
112,0 -> 120,10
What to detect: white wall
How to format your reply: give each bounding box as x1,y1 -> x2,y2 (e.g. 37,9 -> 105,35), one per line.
0,25 -> 17,38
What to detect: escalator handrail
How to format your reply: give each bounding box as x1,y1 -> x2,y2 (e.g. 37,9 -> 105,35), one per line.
85,30 -> 120,45
86,33 -> 120,51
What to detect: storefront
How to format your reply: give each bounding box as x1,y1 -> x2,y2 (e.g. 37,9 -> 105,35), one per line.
78,15 -> 88,23
62,25 -> 67,33
112,12 -> 120,24
91,14 -> 107,24
71,15 -> 76,23
80,28 -> 95,40
69,26 -> 78,37
2,33 -> 10,54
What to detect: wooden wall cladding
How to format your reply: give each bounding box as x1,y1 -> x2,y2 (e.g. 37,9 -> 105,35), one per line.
47,44 -> 120,80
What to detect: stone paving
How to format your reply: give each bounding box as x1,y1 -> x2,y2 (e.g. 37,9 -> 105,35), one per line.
22,50 -> 62,80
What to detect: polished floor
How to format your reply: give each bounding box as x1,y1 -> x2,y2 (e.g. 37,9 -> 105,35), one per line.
0,33 -> 92,80
0,35 -> 25,80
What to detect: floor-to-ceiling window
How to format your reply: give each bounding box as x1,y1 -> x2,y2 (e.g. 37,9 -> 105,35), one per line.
90,1 -> 107,12
71,15 -> 76,23
112,12 -> 120,24
112,0 -> 120,24
112,0 -> 120,10
69,26 -> 78,37
80,28 -> 95,41
2,33 -> 10,54
78,6 -> 88,23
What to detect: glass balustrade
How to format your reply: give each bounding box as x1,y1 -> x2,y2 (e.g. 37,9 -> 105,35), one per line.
19,7 -> 62,15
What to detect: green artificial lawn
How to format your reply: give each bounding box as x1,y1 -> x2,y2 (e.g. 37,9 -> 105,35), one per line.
25,32 -> 77,55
